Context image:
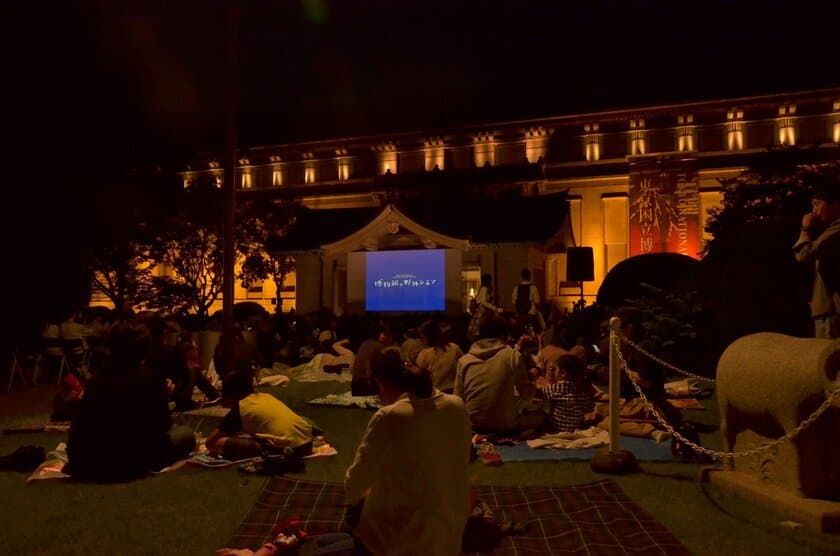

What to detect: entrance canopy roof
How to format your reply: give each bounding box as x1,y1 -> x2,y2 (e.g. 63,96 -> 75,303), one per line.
267,190 -> 573,255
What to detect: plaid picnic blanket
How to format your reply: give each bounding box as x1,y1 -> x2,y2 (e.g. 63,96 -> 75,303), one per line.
230,477 -> 689,555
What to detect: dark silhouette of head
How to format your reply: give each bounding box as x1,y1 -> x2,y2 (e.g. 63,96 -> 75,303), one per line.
371,349 -> 433,399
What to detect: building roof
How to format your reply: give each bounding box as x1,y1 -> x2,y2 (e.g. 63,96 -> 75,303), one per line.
269,190 -> 571,253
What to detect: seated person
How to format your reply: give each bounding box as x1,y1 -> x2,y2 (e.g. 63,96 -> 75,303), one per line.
350,333 -> 383,396
614,307 -> 682,425
66,323 -> 195,482
416,320 -> 463,394
537,354 -> 596,432
204,370 -> 314,460
52,373 -> 84,421
345,350 -> 471,556
171,331 -> 220,409
454,317 -> 537,433
535,323 -> 587,376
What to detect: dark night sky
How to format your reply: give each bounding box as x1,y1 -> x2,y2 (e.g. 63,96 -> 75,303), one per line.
1,0 -> 839,334
5,0 -> 840,172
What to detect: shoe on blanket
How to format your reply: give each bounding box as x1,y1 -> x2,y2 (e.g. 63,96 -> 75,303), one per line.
0,445 -> 46,472
478,442 -> 502,466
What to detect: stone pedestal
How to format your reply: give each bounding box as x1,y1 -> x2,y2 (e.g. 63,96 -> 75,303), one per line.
704,468 -> 840,534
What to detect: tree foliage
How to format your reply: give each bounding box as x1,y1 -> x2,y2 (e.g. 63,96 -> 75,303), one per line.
141,175 -> 227,317
237,195 -> 300,311
698,147 -> 840,344
704,147 -> 839,259
86,169 -> 175,309
136,178 -> 300,317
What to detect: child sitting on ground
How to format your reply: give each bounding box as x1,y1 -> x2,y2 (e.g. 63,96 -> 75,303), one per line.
537,354 -> 596,433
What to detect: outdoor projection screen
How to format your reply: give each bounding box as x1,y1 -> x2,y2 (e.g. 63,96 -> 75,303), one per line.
346,249 -> 462,313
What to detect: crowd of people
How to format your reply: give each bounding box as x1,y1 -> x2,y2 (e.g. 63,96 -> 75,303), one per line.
23,268 -> 699,555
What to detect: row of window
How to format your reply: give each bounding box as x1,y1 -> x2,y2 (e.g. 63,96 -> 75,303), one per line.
185,102 -> 840,189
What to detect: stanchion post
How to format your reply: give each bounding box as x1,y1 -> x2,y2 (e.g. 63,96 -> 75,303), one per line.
608,316 -> 621,453
590,315 -> 637,474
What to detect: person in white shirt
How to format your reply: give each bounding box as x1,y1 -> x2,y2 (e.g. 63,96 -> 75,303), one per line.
345,350 -> 471,556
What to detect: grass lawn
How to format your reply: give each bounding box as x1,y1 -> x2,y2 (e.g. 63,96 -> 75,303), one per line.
1,380 -> 840,555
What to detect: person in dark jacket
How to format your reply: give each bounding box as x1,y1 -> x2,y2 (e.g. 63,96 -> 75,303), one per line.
66,323 -> 194,482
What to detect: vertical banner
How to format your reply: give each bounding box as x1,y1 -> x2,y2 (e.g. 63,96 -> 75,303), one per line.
629,157 -> 701,259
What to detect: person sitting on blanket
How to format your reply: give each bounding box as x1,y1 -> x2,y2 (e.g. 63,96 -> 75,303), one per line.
537,354 -> 597,433
416,319 -> 463,394
454,317 -> 540,435
205,369 -> 314,461
350,322 -> 384,396
614,307 -> 682,426
535,322 -> 587,379
66,322 -> 196,482
613,306 -> 708,459
345,349 -> 472,556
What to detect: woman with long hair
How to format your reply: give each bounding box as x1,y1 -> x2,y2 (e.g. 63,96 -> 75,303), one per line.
416,320 -> 463,393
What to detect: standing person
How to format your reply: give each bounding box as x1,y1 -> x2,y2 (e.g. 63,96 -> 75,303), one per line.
345,350 -> 471,556
416,320 -> 463,393
468,274 -> 499,342
793,184 -> 840,339
512,269 -> 543,331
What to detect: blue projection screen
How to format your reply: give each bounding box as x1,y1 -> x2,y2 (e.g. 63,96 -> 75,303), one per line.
364,250 -> 446,311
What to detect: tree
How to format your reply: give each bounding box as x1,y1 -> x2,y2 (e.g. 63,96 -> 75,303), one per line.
143,176 -> 228,318
698,147 -> 839,344
237,195 -> 300,313
87,169 -> 177,310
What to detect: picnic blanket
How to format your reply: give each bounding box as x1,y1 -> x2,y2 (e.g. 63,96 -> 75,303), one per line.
307,391 -> 380,410
26,443 -> 195,481
3,421 -> 72,434
495,435 -> 674,462
229,477 -> 689,555
280,359 -> 353,384
525,426 -> 608,450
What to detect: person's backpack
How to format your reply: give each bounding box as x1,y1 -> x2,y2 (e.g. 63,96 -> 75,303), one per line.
515,284 -> 531,315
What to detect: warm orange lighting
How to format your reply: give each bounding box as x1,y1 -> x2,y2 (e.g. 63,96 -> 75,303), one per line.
272,167 -> 284,186
424,137 -> 445,171
583,123 -> 601,161
304,163 -> 317,184
726,108 -> 745,151
473,133 -> 495,167
374,143 -> 398,174
241,171 -> 252,189
338,158 -> 352,180
778,118 -> 796,145
629,119 -> 646,156
524,127 -> 548,163
727,126 -> 744,151
676,115 -> 695,152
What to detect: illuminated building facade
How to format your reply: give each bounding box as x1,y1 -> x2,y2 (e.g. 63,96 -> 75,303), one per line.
177,88 -> 840,314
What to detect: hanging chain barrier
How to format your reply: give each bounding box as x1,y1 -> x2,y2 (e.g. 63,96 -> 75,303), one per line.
618,335 -> 716,383
612,334 -> 840,461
